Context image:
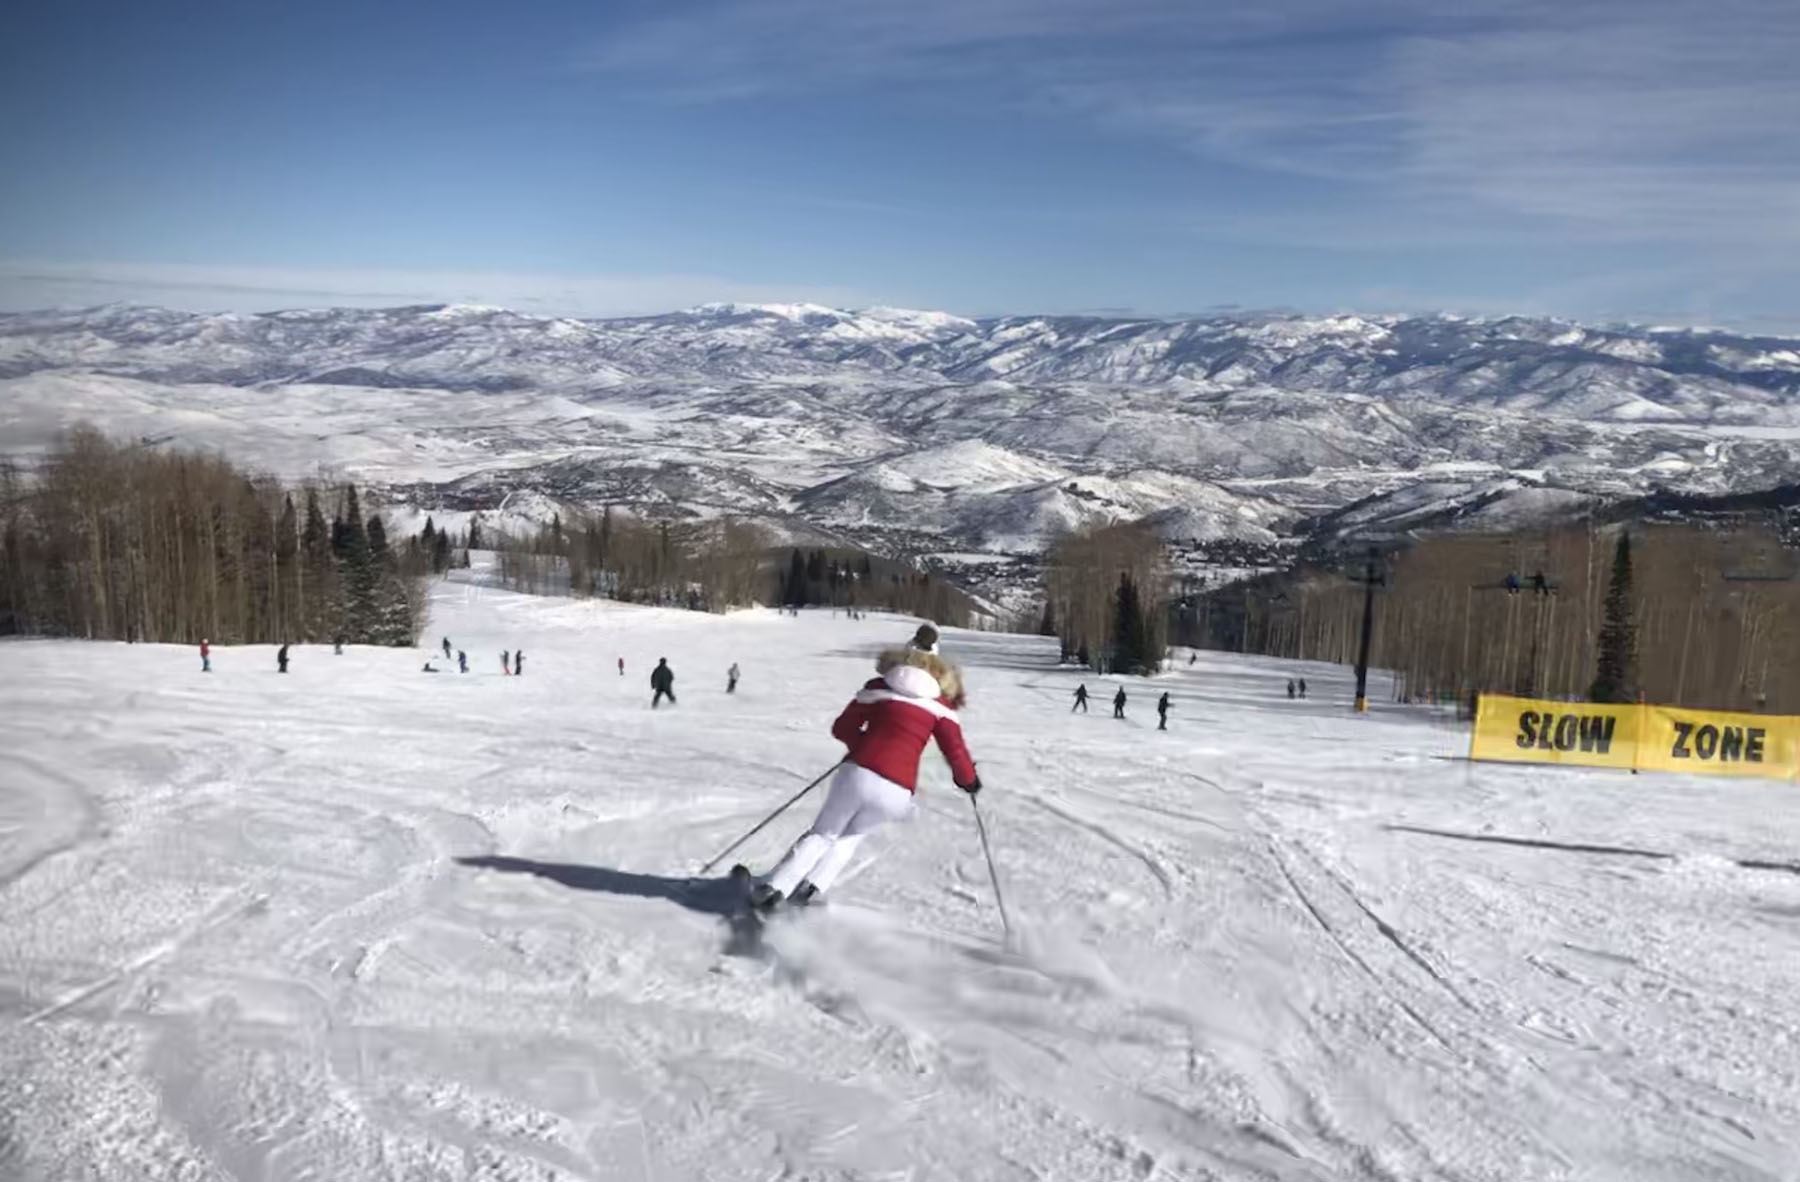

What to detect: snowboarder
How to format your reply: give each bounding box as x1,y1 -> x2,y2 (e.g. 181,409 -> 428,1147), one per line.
514,651 -> 524,676
909,623 -> 940,654
1287,679 -> 1296,699
457,650 -> 468,674
442,637 -> 453,660
1157,692 -> 1170,730
1113,687 -> 1127,719
277,644 -> 289,674
727,662 -> 740,694
502,651 -> 511,676
748,646 -> 979,910
422,661 -> 439,673
1072,683 -> 1089,713
200,638 -> 211,673
651,658 -> 675,708
1297,678 -> 1308,699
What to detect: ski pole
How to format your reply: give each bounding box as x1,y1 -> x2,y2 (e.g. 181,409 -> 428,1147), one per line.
697,761 -> 842,876
970,794 -> 1013,937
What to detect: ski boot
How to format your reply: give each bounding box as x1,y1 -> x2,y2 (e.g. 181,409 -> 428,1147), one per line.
789,881 -> 819,907
748,882 -> 784,912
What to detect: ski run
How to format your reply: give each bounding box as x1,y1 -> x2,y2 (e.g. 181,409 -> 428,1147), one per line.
3,562 -> 1799,1182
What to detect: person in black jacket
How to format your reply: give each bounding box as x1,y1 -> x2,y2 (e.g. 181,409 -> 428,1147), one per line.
1113,687 -> 1127,719
1157,692 -> 1170,730
1072,684 -> 1089,712
651,658 -> 676,708
277,644 -> 289,673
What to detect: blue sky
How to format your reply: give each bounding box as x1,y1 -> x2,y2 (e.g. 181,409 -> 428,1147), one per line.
1,0 -> 1796,328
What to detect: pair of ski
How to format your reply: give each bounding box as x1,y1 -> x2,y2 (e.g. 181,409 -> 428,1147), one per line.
728,863 -> 819,920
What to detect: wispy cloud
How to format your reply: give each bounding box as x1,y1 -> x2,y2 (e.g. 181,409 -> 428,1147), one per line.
0,261 -> 866,318
589,0 -> 1800,247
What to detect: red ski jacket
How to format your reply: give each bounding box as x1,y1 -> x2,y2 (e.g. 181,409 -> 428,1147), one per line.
831,666 -> 977,792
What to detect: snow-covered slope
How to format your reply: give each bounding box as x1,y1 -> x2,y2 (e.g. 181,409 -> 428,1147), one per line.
6,302 -> 1800,564
3,577 -> 1797,1179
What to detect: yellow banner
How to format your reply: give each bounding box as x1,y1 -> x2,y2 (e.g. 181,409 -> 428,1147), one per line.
1470,694 -> 1800,780
1635,705 -> 1800,778
1471,694 -> 1642,771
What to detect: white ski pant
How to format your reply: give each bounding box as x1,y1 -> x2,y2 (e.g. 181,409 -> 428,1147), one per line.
765,763 -> 914,896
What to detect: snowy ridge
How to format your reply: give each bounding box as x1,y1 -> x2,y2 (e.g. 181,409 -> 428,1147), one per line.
5,302 -> 1800,579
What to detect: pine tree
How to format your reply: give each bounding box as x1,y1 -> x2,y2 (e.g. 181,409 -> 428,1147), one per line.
785,549 -> 807,606
367,514 -> 387,560
1112,572 -> 1145,673
1589,532 -> 1638,703
468,513 -> 483,551
276,493 -> 299,638
301,488 -> 337,641
335,485 -> 376,638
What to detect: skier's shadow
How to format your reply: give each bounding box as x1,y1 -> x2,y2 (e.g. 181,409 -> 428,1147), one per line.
454,855 -> 764,956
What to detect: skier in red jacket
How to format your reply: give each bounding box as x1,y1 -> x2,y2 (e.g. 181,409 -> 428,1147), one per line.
751,647 -> 979,909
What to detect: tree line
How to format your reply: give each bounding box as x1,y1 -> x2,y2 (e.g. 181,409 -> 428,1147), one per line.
1041,521 -> 1168,674
1204,520 -> 1800,713
0,426 -> 429,646
490,508 -> 976,624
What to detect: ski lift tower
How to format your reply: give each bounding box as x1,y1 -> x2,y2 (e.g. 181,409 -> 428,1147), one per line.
1348,547 -> 1386,713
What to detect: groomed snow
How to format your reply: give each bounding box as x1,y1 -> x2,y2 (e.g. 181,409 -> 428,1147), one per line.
3,570 -> 1798,1180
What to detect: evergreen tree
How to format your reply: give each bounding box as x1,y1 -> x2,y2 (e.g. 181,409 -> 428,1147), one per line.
785,549 -> 808,606
468,513 -> 483,550
334,485 -> 376,638
1112,572 -> 1153,674
431,529 -> 451,574
421,517 -> 436,546
367,514 -> 387,560
1589,532 -> 1638,703
276,493 -> 299,637
301,488 -> 337,640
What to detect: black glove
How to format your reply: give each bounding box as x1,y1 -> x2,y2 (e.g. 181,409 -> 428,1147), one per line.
961,775 -> 982,795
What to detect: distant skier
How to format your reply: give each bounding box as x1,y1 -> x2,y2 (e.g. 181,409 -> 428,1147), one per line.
1297,678 -> 1308,699
1189,653 -> 1197,666
200,638 -> 211,673
457,650 -> 468,674
277,644 -> 289,674
333,635 -> 344,655
1287,679 -> 1296,699
727,662 -> 740,694
1531,571 -> 1550,596
651,658 -> 676,708
442,637 -> 453,660
502,650 -> 511,675
1157,692 -> 1170,730
1113,687 -> 1127,719
618,656 -> 625,677
514,650 -> 524,676
909,623 -> 940,654
422,661 -> 439,673
1504,573 -> 1521,595
1072,683 -> 1089,713
747,646 -> 979,910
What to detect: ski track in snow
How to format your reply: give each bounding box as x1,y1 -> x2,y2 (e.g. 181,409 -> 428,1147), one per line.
2,567 -> 1799,1180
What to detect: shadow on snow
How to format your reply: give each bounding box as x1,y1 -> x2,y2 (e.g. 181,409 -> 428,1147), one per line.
453,855 -> 766,955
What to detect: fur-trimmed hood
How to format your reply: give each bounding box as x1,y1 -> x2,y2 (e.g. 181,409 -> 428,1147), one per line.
875,646 -> 964,704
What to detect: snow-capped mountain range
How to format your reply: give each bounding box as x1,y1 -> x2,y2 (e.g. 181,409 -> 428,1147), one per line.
6,300 -> 1800,576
